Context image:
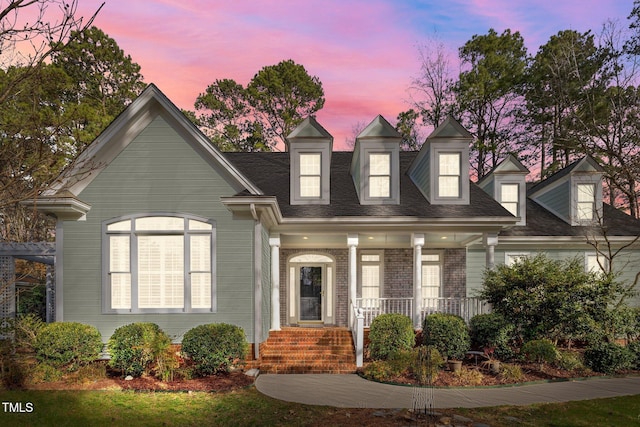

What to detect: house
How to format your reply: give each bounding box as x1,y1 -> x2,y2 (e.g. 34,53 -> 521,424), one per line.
32,84 -> 640,367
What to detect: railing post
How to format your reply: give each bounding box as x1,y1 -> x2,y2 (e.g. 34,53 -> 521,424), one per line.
356,308 -> 364,368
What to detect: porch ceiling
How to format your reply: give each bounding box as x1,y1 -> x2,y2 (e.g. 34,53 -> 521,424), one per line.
280,231 -> 481,249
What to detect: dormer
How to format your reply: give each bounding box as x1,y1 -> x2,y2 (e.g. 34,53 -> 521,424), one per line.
529,157 -> 604,226
477,155 -> 529,225
408,116 -> 471,205
287,117 -> 333,205
350,115 -> 401,205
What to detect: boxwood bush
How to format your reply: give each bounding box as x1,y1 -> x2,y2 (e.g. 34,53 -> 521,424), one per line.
34,322 -> 103,370
584,342 -> 634,374
181,323 -> 248,376
521,339 -> 558,367
368,313 -> 415,360
469,312 -> 516,360
422,313 -> 470,361
108,322 -> 171,378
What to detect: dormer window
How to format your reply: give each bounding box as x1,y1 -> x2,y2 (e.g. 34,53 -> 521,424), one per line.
369,153 -> 391,198
299,153 -> 322,198
438,152 -> 461,198
500,183 -> 519,216
576,183 -> 595,221
287,117 -> 333,205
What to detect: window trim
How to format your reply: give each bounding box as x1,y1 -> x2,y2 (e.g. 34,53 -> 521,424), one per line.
299,152 -> 322,198
102,213 -> 216,314
357,250 -> 384,307
437,152 -> 461,198
367,152 -> 391,198
585,251 -> 608,274
421,252 -> 442,308
429,144 -> 470,205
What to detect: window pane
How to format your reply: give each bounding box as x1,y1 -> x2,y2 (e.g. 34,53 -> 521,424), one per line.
189,220 -> 212,230
191,273 -> 211,308
502,202 -> 518,216
438,176 -> 459,197
362,254 -> 380,262
300,176 -> 321,197
506,253 -> 528,266
107,220 -> 131,231
369,176 -> 390,197
138,235 -> 184,308
439,153 -> 460,175
111,273 -> 131,309
136,217 -> 184,231
300,153 -> 321,175
577,184 -> 595,201
422,254 -> 439,262
110,236 -> 130,272
369,153 -> 390,175
501,184 -> 519,202
577,203 -> 594,220
421,265 -> 440,297
190,235 -> 211,271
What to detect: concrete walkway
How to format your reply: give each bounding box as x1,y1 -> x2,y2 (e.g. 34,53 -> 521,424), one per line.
255,374 -> 640,409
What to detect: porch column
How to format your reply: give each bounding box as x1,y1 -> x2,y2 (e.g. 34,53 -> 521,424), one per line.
484,233 -> 498,270
412,234 -> 424,328
347,234 -> 359,325
269,234 -> 281,331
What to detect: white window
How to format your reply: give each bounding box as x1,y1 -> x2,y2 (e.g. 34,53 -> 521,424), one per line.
577,183 -> 595,221
105,215 -> 215,313
438,153 -> 460,197
500,183 -> 519,216
369,153 -> 391,198
586,253 -> 607,274
360,253 -> 382,307
421,254 -> 441,309
505,253 -> 529,266
299,153 -> 321,198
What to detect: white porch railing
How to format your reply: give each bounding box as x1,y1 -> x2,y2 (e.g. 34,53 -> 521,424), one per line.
350,297 -> 490,368
355,297 -> 490,327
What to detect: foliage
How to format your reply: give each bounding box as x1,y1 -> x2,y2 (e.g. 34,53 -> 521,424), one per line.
181,323 -> 248,376
411,346 -> 443,385
555,350 -> 586,372
108,323 -> 172,378
194,59 -> 324,151
453,366 -> 484,386
584,342 -> 634,374
627,341 -> 640,370
521,339 -> 559,367
422,313 -> 470,360
17,285 -> 47,321
368,313 -> 415,360
479,253 -> 630,345
34,322 -> 102,370
469,312 -> 516,360
361,360 -> 394,382
381,346 -> 444,385
497,363 -> 524,382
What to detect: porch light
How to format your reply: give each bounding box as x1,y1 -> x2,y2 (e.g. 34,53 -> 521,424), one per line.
441,236 -> 448,240
302,236 -> 309,240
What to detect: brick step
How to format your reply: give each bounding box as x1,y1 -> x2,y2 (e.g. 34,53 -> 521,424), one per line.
260,345 -> 354,352
259,363 -> 357,374
260,355 -> 355,363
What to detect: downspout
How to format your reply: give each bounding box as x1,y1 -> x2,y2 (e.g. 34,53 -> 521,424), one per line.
250,204 -> 262,360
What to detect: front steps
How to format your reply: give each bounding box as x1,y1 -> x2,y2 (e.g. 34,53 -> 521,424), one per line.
256,327 -> 357,374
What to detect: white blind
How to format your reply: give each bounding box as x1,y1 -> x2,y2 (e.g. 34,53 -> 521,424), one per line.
369,153 -> 391,198
361,265 -> 380,300
577,184 -> 595,220
300,153 -> 321,197
500,183 -> 519,216
110,235 -> 131,309
190,235 -> 211,308
138,235 -> 184,308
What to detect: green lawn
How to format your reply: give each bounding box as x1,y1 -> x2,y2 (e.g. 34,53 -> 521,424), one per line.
0,387 -> 638,426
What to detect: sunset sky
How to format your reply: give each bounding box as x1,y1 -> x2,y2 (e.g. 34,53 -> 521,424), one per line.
72,0 -> 635,148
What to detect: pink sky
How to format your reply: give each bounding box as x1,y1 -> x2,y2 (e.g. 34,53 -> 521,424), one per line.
70,0 -> 633,149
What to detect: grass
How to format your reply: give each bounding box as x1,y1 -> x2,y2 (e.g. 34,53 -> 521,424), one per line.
0,387 -> 639,426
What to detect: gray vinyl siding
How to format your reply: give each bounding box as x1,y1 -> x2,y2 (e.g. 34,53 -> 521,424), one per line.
261,225 -> 271,341
466,247 -> 640,307
535,181 -> 570,220
351,149 -> 361,199
63,116 -> 256,343
409,150 -> 431,200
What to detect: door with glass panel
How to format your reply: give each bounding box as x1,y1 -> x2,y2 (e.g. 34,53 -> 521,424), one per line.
288,254 -> 334,324
299,266 -> 322,321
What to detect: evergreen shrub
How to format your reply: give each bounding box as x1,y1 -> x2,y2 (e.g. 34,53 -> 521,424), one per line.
368,313 -> 415,360
34,322 -> 102,370
422,313 -> 470,360
584,342 -> 634,374
181,323 -> 248,376
108,322 -> 171,378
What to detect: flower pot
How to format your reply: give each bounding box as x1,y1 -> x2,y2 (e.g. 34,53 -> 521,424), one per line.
447,360 -> 462,372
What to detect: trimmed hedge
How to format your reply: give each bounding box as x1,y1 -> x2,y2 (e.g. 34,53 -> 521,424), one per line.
368,313 -> 415,360
108,323 -> 171,378
422,313 -> 470,361
584,342 -> 634,374
181,323 -> 248,376
34,322 -> 102,370
469,312 -> 515,360
521,339 -> 558,366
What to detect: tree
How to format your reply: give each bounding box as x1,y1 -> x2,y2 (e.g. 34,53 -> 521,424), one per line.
395,109 -> 422,150
454,29 -> 528,178
194,59 -> 325,151
51,26 -> 146,151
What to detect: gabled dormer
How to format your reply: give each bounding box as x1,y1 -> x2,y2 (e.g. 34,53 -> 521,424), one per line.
477,155 -> 529,225
529,157 -> 604,225
350,115 -> 401,205
288,117 -> 333,205
408,116 -> 471,205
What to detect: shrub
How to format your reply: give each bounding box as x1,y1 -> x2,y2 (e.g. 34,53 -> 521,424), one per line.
521,339 -> 558,368
584,342 -> 634,374
498,363 -> 524,382
422,313 -> 470,361
34,322 -> 102,370
368,314 -> 415,360
555,350 -> 586,372
108,323 -> 172,378
469,313 -> 516,360
181,323 -> 248,376
627,341 -> 640,370
453,366 -> 484,386
361,360 -> 393,382
410,346 -> 443,385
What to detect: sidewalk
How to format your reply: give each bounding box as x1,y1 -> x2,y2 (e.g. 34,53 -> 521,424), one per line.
255,374 -> 640,409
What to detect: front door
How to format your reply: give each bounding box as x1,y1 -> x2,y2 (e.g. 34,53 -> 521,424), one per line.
299,266 -> 322,321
